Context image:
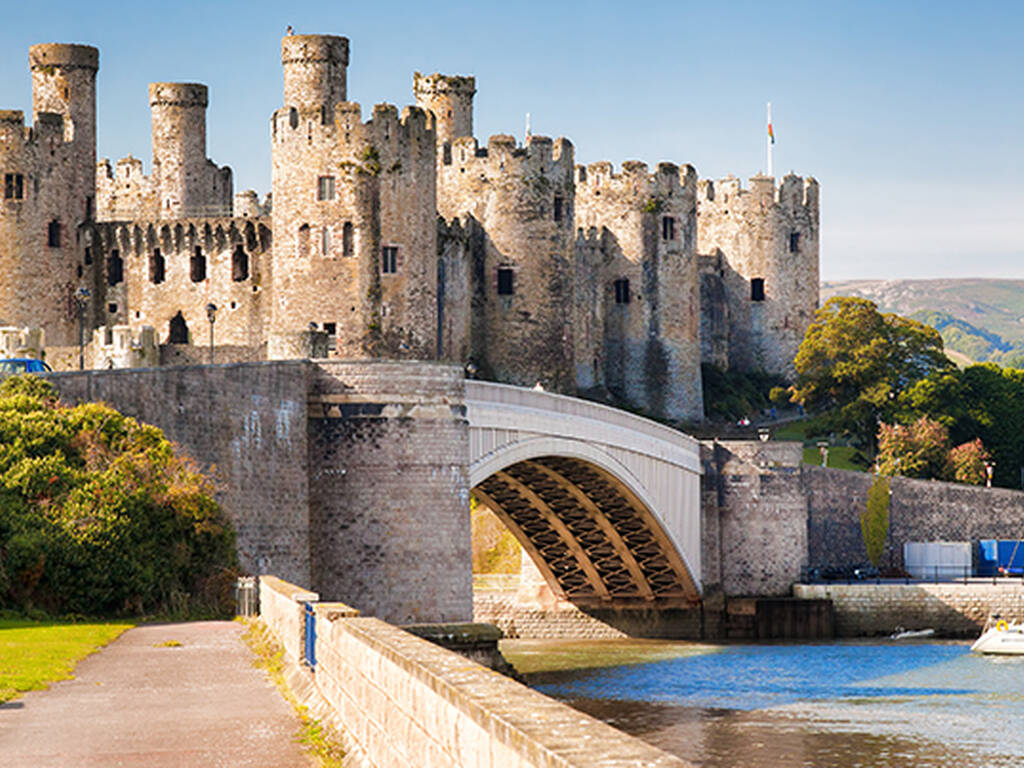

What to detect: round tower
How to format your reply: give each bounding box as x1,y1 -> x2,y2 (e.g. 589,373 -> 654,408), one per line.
29,43 -> 98,220
413,72 -> 475,144
149,83 -> 208,218
282,34 -> 349,111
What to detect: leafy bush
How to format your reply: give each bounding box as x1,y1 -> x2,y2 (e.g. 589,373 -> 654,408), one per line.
702,364 -> 787,422
0,375 -> 237,616
861,474 -> 890,568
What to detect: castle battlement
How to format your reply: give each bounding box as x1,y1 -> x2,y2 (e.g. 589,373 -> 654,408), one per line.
99,216 -> 270,257
29,43 -> 98,71
149,82 -> 207,108
0,109 -> 66,149
577,160 -> 697,204
441,134 -> 573,181
698,173 -> 818,214
274,100 -> 433,157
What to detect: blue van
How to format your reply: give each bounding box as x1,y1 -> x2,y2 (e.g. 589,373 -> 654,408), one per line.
0,358 -> 52,375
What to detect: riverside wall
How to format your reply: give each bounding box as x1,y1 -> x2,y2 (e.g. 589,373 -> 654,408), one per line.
259,575 -> 691,768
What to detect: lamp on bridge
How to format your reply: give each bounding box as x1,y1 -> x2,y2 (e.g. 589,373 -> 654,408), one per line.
205,303 -> 217,364
985,460 -> 995,488
757,428 -> 771,442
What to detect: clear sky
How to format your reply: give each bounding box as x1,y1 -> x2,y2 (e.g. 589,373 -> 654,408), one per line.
1,0 -> 1020,281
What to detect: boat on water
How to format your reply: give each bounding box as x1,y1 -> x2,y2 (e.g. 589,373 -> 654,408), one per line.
971,619 -> 1024,655
891,627 -> 936,640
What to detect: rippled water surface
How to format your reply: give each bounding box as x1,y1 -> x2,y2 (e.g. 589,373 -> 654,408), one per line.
508,640 -> 1024,767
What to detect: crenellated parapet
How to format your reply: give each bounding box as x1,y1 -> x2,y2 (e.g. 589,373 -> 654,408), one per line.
413,72 -> 475,145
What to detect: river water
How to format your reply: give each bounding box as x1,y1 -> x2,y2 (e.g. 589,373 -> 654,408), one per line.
504,639 -> 1024,767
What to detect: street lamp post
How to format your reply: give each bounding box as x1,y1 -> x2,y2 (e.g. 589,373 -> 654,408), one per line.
75,288 -> 90,371
205,303 -> 217,364
985,460 -> 995,489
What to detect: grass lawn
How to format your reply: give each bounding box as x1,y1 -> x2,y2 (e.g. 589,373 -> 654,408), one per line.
773,416 -> 871,471
0,617 -> 134,703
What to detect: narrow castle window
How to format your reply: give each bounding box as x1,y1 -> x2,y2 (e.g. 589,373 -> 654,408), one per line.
342,222 -> 354,258
442,143 -> 452,165
107,250 -> 124,286
4,173 -> 24,200
317,175 -> 335,201
84,246 -> 93,265
288,108 -> 298,129
789,231 -> 801,253
496,267 -> 514,296
168,311 -> 189,344
751,277 -> 765,302
191,246 -> 206,282
85,195 -> 93,220
47,219 -> 61,248
150,249 -> 165,284
297,224 -> 310,258
323,322 -> 337,336
554,196 -> 564,223
614,278 -> 631,304
662,216 -> 676,241
321,226 -> 332,257
381,246 -> 399,274
107,303 -> 117,315
233,245 -> 249,281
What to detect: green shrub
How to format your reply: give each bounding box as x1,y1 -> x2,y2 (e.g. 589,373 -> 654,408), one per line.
0,375 -> 237,616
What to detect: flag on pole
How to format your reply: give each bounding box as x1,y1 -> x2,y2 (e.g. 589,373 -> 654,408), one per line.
768,119 -> 775,144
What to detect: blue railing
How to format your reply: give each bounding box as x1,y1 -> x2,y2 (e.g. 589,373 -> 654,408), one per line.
304,601 -> 317,668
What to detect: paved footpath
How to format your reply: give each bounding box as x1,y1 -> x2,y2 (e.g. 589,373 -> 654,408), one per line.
0,621 -> 313,767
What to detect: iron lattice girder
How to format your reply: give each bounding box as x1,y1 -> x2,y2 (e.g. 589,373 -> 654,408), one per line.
474,455 -> 694,605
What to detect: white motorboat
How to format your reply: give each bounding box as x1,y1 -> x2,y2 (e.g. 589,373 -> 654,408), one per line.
971,620 -> 1024,654
891,627 -> 936,640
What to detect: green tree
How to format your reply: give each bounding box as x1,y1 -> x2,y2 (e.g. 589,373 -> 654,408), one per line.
0,375 -> 237,616
875,416 -> 950,479
793,297 -> 952,451
861,474 -> 890,568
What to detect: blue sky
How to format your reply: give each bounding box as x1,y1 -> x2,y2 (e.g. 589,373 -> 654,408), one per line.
1,0 -> 1021,281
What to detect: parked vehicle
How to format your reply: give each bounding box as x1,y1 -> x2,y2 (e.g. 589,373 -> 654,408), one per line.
0,358 -> 52,376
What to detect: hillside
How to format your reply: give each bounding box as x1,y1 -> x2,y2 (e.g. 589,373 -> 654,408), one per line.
821,279 -> 1024,364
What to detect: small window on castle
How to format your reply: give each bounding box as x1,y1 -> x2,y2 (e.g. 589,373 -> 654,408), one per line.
233,245 -> 249,282
288,108 -> 299,129
662,216 -> 676,241
4,173 -> 24,200
298,223 -> 310,258
751,277 -> 765,302
321,226 -> 332,256
497,267 -> 514,296
317,175 -> 335,201
150,249 -> 165,284
789,231 -> 801,253
107,250 -> 124,286
85,195 -> 93,220
47,219 -> 61,248
107,303 -> 117,315
381,246 -> 399,274
323,322 -> 337,336
342,222 -> 354,258
442,143 -> 452,165
554,196 -> 564,223
191,246 -> 206,282
614,278 -> 631,304
84,246 -> 93,265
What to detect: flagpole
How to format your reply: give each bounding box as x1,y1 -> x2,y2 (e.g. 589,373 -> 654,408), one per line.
767,102 -> 773,178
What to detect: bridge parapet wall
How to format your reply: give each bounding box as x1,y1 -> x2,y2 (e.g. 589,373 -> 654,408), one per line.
259,575 -> 693,768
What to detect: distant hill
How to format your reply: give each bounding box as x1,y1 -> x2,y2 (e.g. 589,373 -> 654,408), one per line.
820,279 -> 1024,366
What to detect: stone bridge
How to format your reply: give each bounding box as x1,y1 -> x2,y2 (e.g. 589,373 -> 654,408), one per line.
49,360 -> 705,624
466,381 -> 702,608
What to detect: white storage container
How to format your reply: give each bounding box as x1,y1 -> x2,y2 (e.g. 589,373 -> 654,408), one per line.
903,541 -> 971,580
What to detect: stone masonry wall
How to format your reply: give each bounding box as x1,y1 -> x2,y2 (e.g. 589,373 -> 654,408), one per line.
46,362 -> 312,585
804,465 -> 1024,572
795,582 -> 1024,637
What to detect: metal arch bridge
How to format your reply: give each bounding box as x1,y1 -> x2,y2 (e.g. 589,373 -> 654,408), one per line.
466,381 -> 703,608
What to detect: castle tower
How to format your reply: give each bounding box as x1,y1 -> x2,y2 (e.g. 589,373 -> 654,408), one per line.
575,161 -> 704,422
413,72 -> 475,145
270,34 -> 437,360
697,173 -> 820,376
150,83 -> 213,218
29,43 -> 98,223
282,34 -> 349,112
436,134 -> 577,391
0,44 -> 98,347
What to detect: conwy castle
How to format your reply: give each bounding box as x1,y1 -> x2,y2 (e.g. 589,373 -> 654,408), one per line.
0,34 -> 819,421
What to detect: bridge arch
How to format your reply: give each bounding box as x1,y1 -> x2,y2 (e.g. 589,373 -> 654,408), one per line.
466,382 -> 703,608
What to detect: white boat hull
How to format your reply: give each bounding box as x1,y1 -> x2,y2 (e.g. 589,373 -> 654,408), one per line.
971,623 -> 1024,654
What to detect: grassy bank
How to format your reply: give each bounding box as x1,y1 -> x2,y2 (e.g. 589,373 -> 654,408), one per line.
771,417 -> 870,471
0,617 -> 134,703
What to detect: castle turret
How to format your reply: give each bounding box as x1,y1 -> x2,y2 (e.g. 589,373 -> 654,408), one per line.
282,34 -> 349,112
413,72 -> 475,145
30,43 -> 98,222
149,83 -> 231,218
270,35 -> 437,360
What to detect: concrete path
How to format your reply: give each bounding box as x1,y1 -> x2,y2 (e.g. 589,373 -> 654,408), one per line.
0,621 -> 313,767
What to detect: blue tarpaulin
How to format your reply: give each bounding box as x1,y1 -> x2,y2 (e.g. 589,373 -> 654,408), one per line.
977,540 -> 1024,576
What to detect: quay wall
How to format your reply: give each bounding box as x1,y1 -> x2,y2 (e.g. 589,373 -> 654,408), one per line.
260,576 -> 692,768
